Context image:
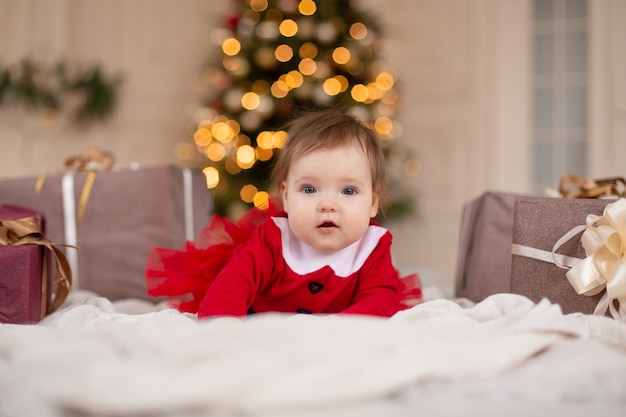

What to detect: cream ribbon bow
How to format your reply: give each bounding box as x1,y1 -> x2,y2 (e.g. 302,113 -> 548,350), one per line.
566,198 -> 626,319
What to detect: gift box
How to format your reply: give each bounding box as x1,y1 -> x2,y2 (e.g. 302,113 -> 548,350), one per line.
0,166 -> 212,301
0,205 -> 50,324
510,197 -> 612,315
456,190 -> 622,316
455,191 -> 520,302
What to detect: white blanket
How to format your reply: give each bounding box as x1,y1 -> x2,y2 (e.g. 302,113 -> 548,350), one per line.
1,289 -> 626,417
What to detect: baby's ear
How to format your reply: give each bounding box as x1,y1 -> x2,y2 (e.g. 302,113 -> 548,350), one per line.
370,194 -> 379,218
280,182 -> 289,213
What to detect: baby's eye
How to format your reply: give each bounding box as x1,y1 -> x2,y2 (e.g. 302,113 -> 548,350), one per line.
301,185 -> 316,193
342,187 -> 357,195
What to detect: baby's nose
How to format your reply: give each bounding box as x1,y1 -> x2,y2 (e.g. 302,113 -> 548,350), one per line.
318,196 -> 337,212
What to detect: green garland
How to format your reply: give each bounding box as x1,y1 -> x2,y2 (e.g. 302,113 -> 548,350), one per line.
0,59 -> 123,127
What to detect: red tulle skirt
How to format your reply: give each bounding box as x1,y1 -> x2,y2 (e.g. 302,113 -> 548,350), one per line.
145,204 -> 422,313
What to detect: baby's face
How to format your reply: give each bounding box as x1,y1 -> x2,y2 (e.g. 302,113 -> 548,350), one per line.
280,144 -> 379,253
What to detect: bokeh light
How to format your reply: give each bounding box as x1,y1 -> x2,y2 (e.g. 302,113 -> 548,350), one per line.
253,191 -> 270,209
279,19 -> 298,37
298,58 -> 316,75
299,42 -> 318,58
222,38 -> 241,56
274,44 -> 294,62
203,166 -> 220,188
250,0 -> 268,12
349,22 -> 368,40
298,0 -> 316,15
332,47 -> 351,65
240,184 -> 258,203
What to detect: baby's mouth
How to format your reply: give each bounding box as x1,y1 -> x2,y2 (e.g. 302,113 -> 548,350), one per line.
318,221 -> 337,228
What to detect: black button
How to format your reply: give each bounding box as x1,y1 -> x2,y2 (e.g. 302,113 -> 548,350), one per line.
308,281 -> 324,294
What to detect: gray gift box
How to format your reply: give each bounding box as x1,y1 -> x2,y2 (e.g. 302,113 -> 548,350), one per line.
0,166 -> 213,301
510,197 -> 610,315
456,192 -> 612,315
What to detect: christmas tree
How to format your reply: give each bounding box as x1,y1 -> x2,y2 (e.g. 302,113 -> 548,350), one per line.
187,0 -> 417,219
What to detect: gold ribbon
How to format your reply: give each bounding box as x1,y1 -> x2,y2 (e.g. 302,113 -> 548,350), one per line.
35,145 -> 115,222
559,175 -> 626,199
0,216 -> 73,317
36,171 -> 97,220
565,198 -> 626,319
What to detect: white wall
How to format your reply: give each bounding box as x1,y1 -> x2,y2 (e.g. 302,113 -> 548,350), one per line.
589,0 -> 626,179
360,0 -> 532,293
0,0 -> 228,173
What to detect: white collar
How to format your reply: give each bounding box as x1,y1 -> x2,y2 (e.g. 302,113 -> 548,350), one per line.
272,217 -> 387,277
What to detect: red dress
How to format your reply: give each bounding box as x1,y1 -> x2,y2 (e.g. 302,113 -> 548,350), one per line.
145,206 -> 421,317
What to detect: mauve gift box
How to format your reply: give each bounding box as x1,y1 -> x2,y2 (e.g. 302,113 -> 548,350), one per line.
510,197 -> 611,315
455,191 -> 520,302
0,205 -> 50,324
0,166 -> 212,301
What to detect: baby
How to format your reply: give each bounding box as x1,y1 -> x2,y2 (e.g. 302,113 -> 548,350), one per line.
197,109 -> 410,317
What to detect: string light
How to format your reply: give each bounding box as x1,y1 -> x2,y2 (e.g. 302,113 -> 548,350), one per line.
349,22 -> 368,40
256,131 -> 274,149
322,77 -> 341,96
212,121 -> 234,142
205,142 -> 226,161
274,44 -> 294,62
236,144 -> 256,168
256,147 -> 273,161
274,130 -> 288,148
298,0 -> 316,15
271,80 -> 289,98
227,119 -> 241,136
203,167 -> 220,188
285,70 -> 304,88
222,57 -> 241,72
225,157 -> 241,174
298,58 -> 316,75
374,116 -> 394,137
241,92 -> 261,110
350,84 -> 369,102
279,19 -> 298,37
240,184 -> 258,203
335,75 -> 349,92
253,191 -> 270,209
299,42 -> 318,58
250,0 -> 268,12
367,82 -> 383,101
331,47 -> 351,65
193,127 -> 212,146
222,38 -> 241,56
376,71 -> 395,90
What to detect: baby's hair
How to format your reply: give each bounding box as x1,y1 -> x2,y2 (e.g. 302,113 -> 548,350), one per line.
271,109 -> 390,215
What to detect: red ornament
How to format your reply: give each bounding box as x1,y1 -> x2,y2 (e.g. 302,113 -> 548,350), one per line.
224,13 -> 239,28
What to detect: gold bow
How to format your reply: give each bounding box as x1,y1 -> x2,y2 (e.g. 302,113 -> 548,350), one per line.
559,175 -> 626,199
566,198 -> 626,319
63,144 -> 115,172
0,216 -> 73,318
